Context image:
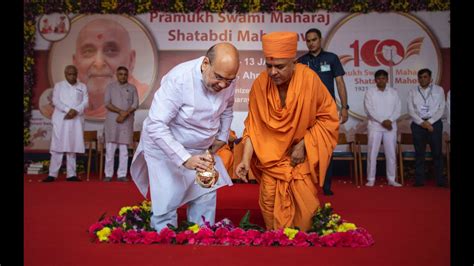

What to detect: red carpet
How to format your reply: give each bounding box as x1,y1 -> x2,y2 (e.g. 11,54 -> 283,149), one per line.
24,174 -> 450,266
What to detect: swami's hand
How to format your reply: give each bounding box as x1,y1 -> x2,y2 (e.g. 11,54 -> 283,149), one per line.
290,140 -> 306,167
235,161 -> 250,183
183,153 -> 213,172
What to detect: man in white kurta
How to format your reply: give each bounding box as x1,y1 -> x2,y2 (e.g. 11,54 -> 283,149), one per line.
408,68 -> 446,187
131,43 -> 240,231
103,66 -> 139,182
364,70 -> 402,187
43,65 -> 88,182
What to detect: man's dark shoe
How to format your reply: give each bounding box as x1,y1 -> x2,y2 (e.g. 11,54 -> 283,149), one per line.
42,176 -> 55,182
437,182 -> 448,188
117,176 -> 129,182
66,176 -> 82,182
323,190 -> 334,196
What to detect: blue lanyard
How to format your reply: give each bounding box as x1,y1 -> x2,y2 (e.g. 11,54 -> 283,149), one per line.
417,85 -> 433,104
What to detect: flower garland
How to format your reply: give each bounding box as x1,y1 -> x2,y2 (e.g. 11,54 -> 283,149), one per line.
23,0 -> 449,146
89,201 -> 374,247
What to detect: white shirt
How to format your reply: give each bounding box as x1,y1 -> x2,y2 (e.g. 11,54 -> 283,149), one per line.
50,80 -> 88,153
144,56 -> 235,166
446,90 -> 451,125
408,83 -> 445,125
364,86 -> 401,131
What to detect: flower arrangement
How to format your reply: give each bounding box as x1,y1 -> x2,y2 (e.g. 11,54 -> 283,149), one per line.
88,200 -> 374,247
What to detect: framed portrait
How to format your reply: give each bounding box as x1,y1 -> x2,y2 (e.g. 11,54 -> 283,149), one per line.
48,14 -> 159,121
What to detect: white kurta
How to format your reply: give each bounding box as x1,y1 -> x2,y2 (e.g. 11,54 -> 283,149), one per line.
130,56 -> 234,216
50,80 -> 88,153
364,86 -> 401,182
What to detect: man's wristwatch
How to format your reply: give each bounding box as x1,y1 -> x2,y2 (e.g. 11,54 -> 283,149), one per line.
342,104 -> 350,110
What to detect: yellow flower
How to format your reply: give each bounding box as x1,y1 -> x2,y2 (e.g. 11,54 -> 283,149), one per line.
119,206 -> 132,216
324,202 -> 331,208
97,227 -> 111,242
336,222 -> 357,232
283,227 -> 299,240
141,201 -> 151,212
188,224 -> 200,233
322,229 -> 334,236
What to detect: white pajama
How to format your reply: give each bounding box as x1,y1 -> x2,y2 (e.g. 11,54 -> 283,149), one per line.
104,142 -> 129,178
367,130 -> 397,182
48,151 -> 77,178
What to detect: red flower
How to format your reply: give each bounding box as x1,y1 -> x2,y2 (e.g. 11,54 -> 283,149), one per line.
109,228 -> 125,243
293,232 -> 310,247
141,231 -> 160,244
306,232 -> 322,247
158,228 -> 176,244
88,223 -> 103,238
176,230 -> 194,244
215,228 -> 231,245
123,230 -> 143,244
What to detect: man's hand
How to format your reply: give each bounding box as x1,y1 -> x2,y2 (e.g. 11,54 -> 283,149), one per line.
340,108 -> 349,124
421,121 -> 434,132
381,120 -> 393,131
64,109 -> 78,119
290,139 -> 306,167
119,110 -> 129,117
183,153 -> 213,172
116,115 -> 126,123
235,161 -> 250,183
209,139 -> 226,154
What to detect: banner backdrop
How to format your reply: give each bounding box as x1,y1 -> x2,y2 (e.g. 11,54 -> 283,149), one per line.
26,11 -> 450,151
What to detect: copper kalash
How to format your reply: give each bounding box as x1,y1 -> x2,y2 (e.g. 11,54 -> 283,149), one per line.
195,150 -> 220,188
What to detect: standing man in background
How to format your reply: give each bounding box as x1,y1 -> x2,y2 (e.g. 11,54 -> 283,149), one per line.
103,66 -> 139,182
407,68 -> 447,187
43,65 -> 88,182
298,28 -> 349,196
363,70 -> 402,187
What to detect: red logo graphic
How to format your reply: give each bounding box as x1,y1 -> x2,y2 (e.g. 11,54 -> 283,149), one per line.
339,37 -> 424,67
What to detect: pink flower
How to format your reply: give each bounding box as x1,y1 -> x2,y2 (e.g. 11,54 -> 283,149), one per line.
293,231 -> 310,247
229,228 -> 246,245
320,232 -> 343,247
306,232 -> 322,247
196,227 -> 215,245
214,227 -> 231,245
141,231 -> 160,244
88,222 -> 103,238
99,217 -> 113,227
260,231 -> 277,246
244,230 -> 262,246
108,228 -> 125,243
123,230 -> 143,244
158,227 -> 176,244
176,230 -> 194,244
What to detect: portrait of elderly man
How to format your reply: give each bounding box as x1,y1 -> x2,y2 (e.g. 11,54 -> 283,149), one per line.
72,17 -> 150,119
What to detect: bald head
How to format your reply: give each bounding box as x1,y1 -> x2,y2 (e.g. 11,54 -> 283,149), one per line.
64,65 -> 78,85
201,43 -> 240,93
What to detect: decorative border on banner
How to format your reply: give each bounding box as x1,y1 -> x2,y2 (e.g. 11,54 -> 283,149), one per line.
23,0 -> 450,145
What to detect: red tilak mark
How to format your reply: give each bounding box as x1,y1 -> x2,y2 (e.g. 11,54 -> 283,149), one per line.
96,34 -> 103,39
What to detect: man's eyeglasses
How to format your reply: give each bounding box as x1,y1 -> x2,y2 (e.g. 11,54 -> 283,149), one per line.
208,58 -> 235,84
